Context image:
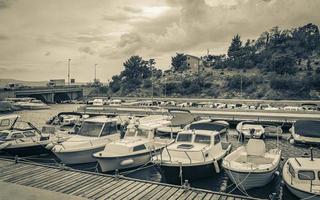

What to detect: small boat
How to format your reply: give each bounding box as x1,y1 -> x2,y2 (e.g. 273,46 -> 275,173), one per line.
290,120 -> 320,145
7,98 -> 50,110
0,114 -> 19,131
0,119 -> 69,156
222,139 -> 281,190
282,151 -> 320,199
185,119 -> 229,134
153,129 -> 232,184
236,121 -> 265,139
51,116 -> 122,165
93,115 -> 174,172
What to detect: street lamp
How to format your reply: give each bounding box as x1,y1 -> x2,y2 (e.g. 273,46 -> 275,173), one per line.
67,59 -> 71,85
94,64 -> 97,82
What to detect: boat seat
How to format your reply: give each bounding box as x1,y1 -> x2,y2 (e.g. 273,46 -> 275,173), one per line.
246,139 -> 266,156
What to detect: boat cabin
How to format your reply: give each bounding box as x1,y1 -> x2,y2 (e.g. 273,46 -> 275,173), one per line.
286,158 -> 320,187
175,130 -> 221,148
0,115 -> 19,131
77,117 -> 118,138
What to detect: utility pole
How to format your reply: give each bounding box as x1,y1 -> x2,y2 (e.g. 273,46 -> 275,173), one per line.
240,68 -> 243,99
94,64 -> 97,82
67,59 -> 71,85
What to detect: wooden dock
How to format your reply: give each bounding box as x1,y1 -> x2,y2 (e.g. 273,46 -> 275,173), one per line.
0,158 -> 262,200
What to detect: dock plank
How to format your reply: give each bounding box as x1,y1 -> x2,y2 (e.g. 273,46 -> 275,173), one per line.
140,185 -> 165,200
119,183 -> 152,200
15,168 -> 62,185
115,182 -> 150,200
87,179 -> 129,199
77,176 -> 114,197
152,186 -> 174,200
70,176 -> 107,196
168,188 -> 187,200
132,184 -> 159,200
99,179 -> 137,199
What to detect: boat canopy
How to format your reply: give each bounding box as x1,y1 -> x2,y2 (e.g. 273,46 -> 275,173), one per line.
295,120 -> 320,138
189,121 -> 227,132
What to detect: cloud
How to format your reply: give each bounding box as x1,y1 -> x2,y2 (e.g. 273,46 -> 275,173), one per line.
100,0 -> 320,59
0,34 -> 9,40
122,6 -> 142,13
0,0 -> 12,9
44,51 -> 50,56
79,46 -> 96,55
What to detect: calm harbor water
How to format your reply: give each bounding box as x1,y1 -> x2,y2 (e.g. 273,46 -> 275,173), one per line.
2,104 -> 320,199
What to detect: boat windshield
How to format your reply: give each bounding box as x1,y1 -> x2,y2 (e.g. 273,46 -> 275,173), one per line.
78,121 -> 103,137
0,132 -> 8,140
125,127 -> 136,137
155,130 -> 172,139
194,134 -> 211,144
136,128 -> 149,138
176,134 -> 192,142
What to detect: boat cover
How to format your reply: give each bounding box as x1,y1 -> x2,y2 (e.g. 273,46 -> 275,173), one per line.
189,122 -> 227,132
294,120 -> 320,138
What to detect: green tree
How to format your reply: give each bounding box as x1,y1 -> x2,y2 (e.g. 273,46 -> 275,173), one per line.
228,34 -> 242,60
171,53 -> 188,72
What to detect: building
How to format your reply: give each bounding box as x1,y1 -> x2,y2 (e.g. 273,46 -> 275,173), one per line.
186,54 -> 204,73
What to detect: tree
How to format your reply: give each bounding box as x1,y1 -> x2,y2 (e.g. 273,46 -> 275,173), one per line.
171,53 -> 188,72
228,34 -> 242,60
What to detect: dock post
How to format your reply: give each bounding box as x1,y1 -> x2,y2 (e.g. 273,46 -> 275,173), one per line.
114,169 -> 119,180
14,155 -> 19,164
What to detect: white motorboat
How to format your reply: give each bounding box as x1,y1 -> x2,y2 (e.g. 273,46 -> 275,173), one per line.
93,115 -> 174,172
153,129 -> 232,184
236,121 -> 265,139
0,119 -> 69,156
283,153 -> 320,199
185,119 -> 229,134
7,98 -> 49,110
290,120 -> 320,145
51,116 -> 121,165
0,114 -> 19,131
222,139 -> 281,190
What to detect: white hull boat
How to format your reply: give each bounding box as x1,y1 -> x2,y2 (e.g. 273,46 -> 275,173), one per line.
94,115 -> 174,172
153,129 -> 232,184
222,139 -> 281,190
52,116 -> 121,165
290,120 -> 320,145
283,154 -> 320,199
236,121 -> 265,139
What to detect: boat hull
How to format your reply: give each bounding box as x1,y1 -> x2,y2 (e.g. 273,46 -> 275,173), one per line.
224,167 -> 277,190
95,152 -> 151,173
1,144 -> 51,157
285,182 -> 320,200
53,146 -> 104,165
160,160 -> 222,184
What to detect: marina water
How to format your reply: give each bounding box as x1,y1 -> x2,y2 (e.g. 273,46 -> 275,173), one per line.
3,104 -> 320,200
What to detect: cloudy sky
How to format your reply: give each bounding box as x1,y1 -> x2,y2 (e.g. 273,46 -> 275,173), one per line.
0,0 -> 319,82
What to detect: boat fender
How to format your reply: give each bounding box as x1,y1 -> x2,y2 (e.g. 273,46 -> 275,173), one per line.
289,139 -> 295,144
45,142 -> 55,150
120,159 -> 134,166
274,171 -> 280,176
213,159 -> 220,173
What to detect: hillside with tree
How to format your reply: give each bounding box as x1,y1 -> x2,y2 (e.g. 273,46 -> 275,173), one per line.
99,23 -> 320,100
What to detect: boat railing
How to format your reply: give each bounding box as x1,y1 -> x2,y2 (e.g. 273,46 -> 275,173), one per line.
162,147 -> 207,164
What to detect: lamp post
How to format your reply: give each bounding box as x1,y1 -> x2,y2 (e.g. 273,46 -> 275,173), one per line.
67,59 -> 71,85
94,64 -> 97,82
240,68 -> 243,99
